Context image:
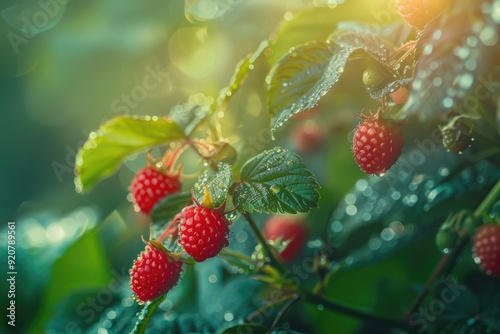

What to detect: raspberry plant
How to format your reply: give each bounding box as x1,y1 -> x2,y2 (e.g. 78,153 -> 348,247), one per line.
70,0 -> 500,333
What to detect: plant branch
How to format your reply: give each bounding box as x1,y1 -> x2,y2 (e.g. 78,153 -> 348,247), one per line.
405,179 -> 500,321
473,180 -> 500,219
242,213 -> 286,272
270,294 -> 300,331
303,290 -> 412,332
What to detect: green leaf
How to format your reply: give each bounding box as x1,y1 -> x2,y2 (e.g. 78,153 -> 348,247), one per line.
267,40 -> 333,119
233,147 -> 320,214
216,40 -> 269,111
327,143 -> 500,269
403,0 -> 495,120
151,192 -> 192,225
268,26 -> 391,134
130,295 -> 166,334
169,100 -> 211,136
29,228 -> 111,333
193,162 -> 233,209
75,116 -> 185,192
221,324 -> 268,334
267,3 -> 399,66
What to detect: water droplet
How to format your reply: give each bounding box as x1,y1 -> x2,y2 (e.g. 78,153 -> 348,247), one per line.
442,97 -> 454,109
467,36 -> 479,47
432,29 -> 442,40
479,25 -> 499,46
492,1 -> 500,22
344,193 -> 356,205
381,228 -> 395,241
225,211 -> 239,221
368,238 -> 381,250
331,221 -> 343,233
423,44 -> 433,55
346,205 -> 357,216
433,77 -> 443,87
317,304 -> 325,311
376,172 -> 386,177
457,73 -> 474,90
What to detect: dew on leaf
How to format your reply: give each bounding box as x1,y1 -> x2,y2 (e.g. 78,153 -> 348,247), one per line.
467,35 -> 479,47
423,44 -> 433,55
345,193 -> 356,205
492,1 -> 500,22
442,97 -> 454,109
479,25 -> 499,46
433,77 -> 443,87
380,228 -> 395,241
331,221 -> 343,233
355,179 -> 368,191
389,221 -> 404,234
224,312 -> 234,322
433,29 -> 443,40
457,73 -> 474,90
346,205 -> 357,216
368,238 -> 381,251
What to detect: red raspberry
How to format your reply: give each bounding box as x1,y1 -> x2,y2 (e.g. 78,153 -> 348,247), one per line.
130,166 -> 181,214
389,87 -> 410,105
129,241 -> 183,303
473,224 -> 500,276
293,121 -> 324,154
178,206 -> 230,262
264,215 -> 308,262
352,117 -> 404,175
395,0 -> 450,30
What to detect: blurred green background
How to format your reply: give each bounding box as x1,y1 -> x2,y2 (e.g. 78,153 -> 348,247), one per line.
3,0 -> 497,333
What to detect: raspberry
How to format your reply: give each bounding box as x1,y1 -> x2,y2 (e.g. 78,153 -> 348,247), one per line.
178,205 -> 230,262
264,215 -> 308,262
389,87 -> 410,105
293,121 -> 324,154
473,224 -> 500,277
129,241 -> 183,303
352,117 -> 404,175
395,0 -> 450,30
130,166 -> 181,214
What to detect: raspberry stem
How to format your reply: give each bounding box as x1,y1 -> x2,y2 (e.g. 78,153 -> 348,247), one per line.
243,213 -> 413,331
242,213 -> 287,272
302,290 -> 412,331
